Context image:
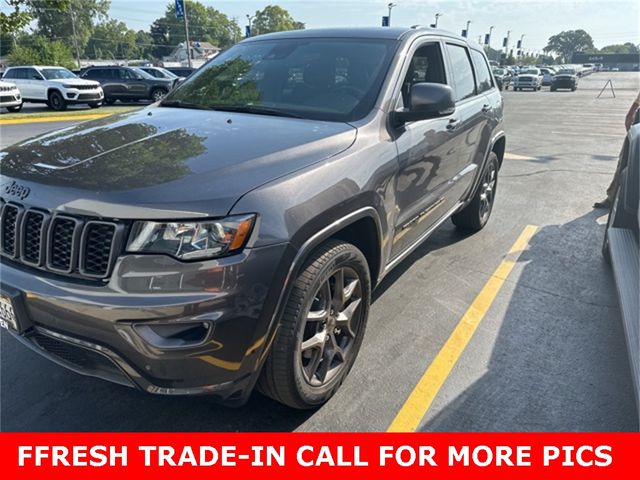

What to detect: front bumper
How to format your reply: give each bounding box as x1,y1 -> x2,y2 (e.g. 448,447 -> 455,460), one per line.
0,92 -> 22,108
63,89 -> 104,104
552,79 -> 576,89
1,242 -> 295,403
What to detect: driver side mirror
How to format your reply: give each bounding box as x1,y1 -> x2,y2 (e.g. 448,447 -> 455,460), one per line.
392,83 -> 455,127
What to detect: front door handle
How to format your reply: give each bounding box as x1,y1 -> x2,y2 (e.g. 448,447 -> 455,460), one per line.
482,103 -> 492,113
446,118 -> 460,131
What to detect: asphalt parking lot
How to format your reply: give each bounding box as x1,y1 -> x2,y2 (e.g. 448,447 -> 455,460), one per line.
1,72 -> 639,432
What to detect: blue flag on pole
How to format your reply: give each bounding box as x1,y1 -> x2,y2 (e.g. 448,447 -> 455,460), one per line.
381,16 -> 389,27
175,0 -> 185,18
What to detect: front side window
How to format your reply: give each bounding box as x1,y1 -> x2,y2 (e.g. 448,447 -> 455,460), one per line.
3,69 -> 16,79
25,68 -> 42,80
162,38 -> 399,122
399,42 -> 447,108
445,43 -> 476,102
470,49 -> 493,93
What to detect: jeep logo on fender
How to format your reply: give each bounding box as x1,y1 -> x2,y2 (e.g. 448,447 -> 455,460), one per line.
3,181 -> 31,200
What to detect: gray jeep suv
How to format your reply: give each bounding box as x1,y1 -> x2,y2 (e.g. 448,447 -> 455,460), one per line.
0,28 -> 505,408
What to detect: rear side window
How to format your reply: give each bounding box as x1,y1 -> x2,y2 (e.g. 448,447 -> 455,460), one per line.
445,44 -> 476,102
470,49 -> 493,93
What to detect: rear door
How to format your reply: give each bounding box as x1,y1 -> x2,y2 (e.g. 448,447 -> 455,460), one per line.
468,48 -> 500,192
440,42 -> 489,200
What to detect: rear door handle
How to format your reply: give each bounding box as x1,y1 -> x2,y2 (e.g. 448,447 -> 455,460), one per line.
446,118 -> 460,131
482,103 -> 492,113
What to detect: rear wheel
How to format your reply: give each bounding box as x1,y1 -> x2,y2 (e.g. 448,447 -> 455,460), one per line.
452,152 -> 499,231
258,240 -> 371,409
48,90 -> 67,111
150,88 -> 168,102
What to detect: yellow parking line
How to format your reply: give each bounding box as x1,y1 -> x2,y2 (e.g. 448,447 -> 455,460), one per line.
504,152 -> 535,161
0,114 -> 110,125
387,224 -> 539,432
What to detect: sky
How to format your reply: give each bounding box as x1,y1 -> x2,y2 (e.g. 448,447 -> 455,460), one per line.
4,0 -> 639,52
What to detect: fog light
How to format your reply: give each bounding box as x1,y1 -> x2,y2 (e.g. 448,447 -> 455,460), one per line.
133,320 -> 214,349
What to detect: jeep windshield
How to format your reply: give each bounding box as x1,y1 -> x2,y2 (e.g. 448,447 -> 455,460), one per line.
41,68 -> 77,80
161,37 -> 398,122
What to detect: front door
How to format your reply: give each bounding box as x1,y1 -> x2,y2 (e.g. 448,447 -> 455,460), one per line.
391,41 -> 459,259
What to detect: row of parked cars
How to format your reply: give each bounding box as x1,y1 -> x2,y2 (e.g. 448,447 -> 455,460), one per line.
491,65 -> 582,92
0,64 -> 195,112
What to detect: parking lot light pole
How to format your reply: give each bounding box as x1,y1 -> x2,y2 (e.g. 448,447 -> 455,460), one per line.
182,0 -> 192,68
488,25 -> 494,46
434,13 -> 442,28
388,3 -> 397,26
466,20 -> 471,37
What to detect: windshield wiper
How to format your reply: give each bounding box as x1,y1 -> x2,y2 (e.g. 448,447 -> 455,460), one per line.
208,105 -> 303,119
160,99 -> 213,110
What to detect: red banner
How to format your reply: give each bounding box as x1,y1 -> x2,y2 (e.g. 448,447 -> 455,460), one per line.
1,433 -> 638,480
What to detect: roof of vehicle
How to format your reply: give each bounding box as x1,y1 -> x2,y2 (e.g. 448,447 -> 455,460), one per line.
5,65 -> 71,69
242,26 -> 471,44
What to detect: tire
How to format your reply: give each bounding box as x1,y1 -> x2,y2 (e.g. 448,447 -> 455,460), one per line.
550,87 -> 556,92
150,88 -> 168,102
104,98 -> 116,105
6,102 -> 23,112
452,152 -> 499,231
258,240 -> 371,409
48,90 -> 67,111
88,102 -> 101,109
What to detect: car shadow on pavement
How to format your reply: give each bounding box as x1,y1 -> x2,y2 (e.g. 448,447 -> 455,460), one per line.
419,210 -> 639,431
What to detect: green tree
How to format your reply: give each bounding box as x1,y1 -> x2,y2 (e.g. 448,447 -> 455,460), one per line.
31,0 -> 110,56
86,20 -> 139,59
149,1 -> 240,59
0,0 -> 70,34
135,30 -> 155,60
543,29 -> 594,62
8,35 -> 75,69
597,43 -> 640,54
252,5 -> 304,36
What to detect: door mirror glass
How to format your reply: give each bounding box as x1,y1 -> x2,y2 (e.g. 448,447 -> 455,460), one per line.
393,83 -> 455,126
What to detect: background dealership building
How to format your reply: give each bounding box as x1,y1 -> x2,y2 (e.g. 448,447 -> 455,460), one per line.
572,53 -> 640,70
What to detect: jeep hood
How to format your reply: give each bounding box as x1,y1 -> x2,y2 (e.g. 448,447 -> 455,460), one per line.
0,107 -> 357,218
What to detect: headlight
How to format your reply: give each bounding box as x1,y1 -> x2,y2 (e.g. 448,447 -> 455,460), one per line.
126,214 -> 256,260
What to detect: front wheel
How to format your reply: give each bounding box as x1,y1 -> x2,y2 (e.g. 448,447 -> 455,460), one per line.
48,90 -> 67,111
258,240 -> 371,409
452,152 -> 499,231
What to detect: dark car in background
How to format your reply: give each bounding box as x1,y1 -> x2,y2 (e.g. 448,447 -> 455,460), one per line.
0,27 -> 505,409
551,68 -> 578,91
80,66 -> 173,104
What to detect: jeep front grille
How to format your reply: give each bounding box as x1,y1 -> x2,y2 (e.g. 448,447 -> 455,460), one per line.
0,201 -> 123,280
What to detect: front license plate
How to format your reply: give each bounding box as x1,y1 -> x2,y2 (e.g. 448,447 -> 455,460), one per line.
0,295 -> 19,332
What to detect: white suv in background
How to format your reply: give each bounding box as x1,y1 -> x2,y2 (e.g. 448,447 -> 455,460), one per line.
0,80 -> 22,112
2,66 -> 103,111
